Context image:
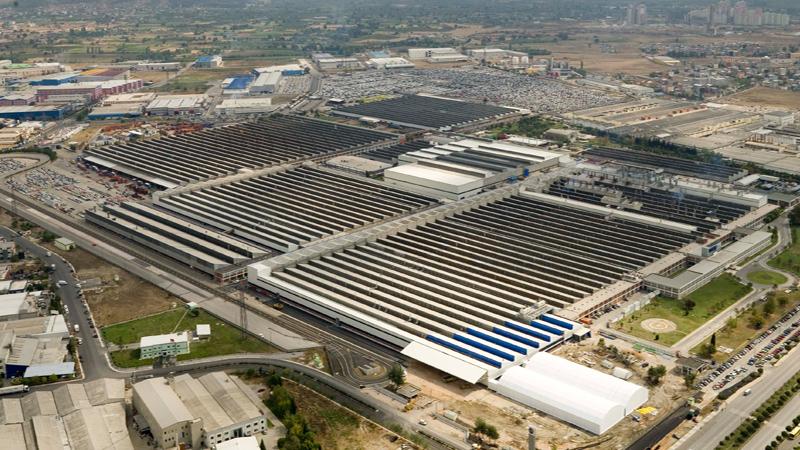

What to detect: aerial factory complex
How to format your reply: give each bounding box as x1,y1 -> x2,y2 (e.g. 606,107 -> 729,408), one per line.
4,1 -> 800,448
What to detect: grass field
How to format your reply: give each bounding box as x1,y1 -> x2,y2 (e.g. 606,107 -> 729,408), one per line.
747,270 -> 788,286
691,291 -> 799,362
769,227 -> 800,276
615,274 -> 752,346
104,309 -> 277,368
151,68 -> 248,93
723,87 -> 800,110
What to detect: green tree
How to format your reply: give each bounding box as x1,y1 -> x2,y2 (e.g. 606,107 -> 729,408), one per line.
682,298 -> 696,315
684,371 -> 696,388
749,313 -> 765,329
763,297 -> 776,316
388,364 -> 405,389
40,230 -> 56,243
473,417 -> 500,440
646,365 -> 667,386
265,385 -> 296,420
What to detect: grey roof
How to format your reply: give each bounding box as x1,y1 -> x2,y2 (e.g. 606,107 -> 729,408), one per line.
172,373 -> 233,432
198,372 -> 263,423
30,415 -> 66,450
0,423 -> 27,450
133,378 -> 193,429
62,403 -> 133,450
84,378 -> 125,406
0,398 -> 23,425
53,383 -> 91,416
21,391 -> 57,419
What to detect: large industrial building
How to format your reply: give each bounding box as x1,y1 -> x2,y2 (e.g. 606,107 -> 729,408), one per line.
153,164 -> 437,252
132,372 -> 267,449
332,94 -> 522,131
83,115 -> 398,188
0,378 -> 132,449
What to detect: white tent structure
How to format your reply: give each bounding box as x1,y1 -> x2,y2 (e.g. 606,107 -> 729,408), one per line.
489,352 -> 648,434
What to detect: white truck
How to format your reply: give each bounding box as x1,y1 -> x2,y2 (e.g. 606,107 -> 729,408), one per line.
0,385 -> 29,396
73,324 -> 80,333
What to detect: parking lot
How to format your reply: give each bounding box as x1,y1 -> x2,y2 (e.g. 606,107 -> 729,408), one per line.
318,67 -> 626,113
697,304 -> 800,392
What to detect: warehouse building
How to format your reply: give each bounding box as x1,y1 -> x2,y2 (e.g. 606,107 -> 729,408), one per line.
133,372 -> 267,449
83,115 -> 398,188
87,201 -> 268,281
252,64 -> 306,76
88,104 -> 144,120
134,62 -> 182,71
26,72 -> 79,86
145,94 -> 207,116
194,55 -> 223,69
366,57 -> 415,69
76,67 -> 131,82
384,138 -> 563,199
35,82 -> 104,102
249,189 -> 694,379
0,378 -> 131,449
215,98 -> 277,116
0,105 -> 67,121
155,165 -> 436,252
316,57 -> 362,71
407,48 -> 468,63
333,94 -> 521,131
249,72 -> 281,94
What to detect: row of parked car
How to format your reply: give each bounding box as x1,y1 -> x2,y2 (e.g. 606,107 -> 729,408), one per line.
697,305 -> 800,391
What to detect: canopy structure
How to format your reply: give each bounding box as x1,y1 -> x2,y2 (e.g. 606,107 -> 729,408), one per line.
489,352 -> 648,434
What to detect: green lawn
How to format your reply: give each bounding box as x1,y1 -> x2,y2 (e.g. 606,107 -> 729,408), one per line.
615,274 -> 752,346
769,227 -> 800,276
691,291 -> 800,362
746,270 -> 788,286
104,309 -> 277,368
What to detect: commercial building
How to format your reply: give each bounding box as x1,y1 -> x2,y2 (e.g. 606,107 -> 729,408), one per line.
88,104 -> 144,120
26,72 -> 79,86
145,94 -> 207,116
252,64 -> 306,76
249,72 -> 281,94
316,58 -> 363,71
134,62 -> 182,71
132,377 -> 202,449
215,98 -> 277,116
0,91 -> 36,106
0,105 -> 67,121
194,55 -> 223,69
139,331 -> 191,359
407,48 -> 468,63
133,372 -> 267,449
366,57 -> 415,69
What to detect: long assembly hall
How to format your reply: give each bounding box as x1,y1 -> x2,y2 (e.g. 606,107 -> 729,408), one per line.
155,165 -> 438,252
251,192 -> 696,372
332,94 -> 520,130
546,177 -> 753,233
83,115 -> 398,188
582,146 -> 747,182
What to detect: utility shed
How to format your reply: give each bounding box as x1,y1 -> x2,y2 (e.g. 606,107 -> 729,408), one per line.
490,352 -> 648,434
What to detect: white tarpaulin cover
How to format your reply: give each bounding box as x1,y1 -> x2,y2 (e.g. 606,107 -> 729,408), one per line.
489,352 -> 648,434
402,341 -> 487,384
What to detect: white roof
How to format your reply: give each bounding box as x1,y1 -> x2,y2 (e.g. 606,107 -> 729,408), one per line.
0,292 -> 27,317
385,163 -> 485,187
140,331 -> 189,348
196,324 -> 211,336
216,436 -> 260,450
401,341 -> 487,383
133,378 -> 194,429
491,352 -> 647,434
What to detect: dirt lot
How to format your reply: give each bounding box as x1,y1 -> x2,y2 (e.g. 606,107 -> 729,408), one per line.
403,338 -> 689,450
45,244 -> 175,326
284,380 -> 414,450
721,86 -> 800,110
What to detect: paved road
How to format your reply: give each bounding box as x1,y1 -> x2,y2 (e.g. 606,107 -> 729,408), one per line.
0,226 -> 114,379
675,346 -> 800,450
743,393 -> 800,450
